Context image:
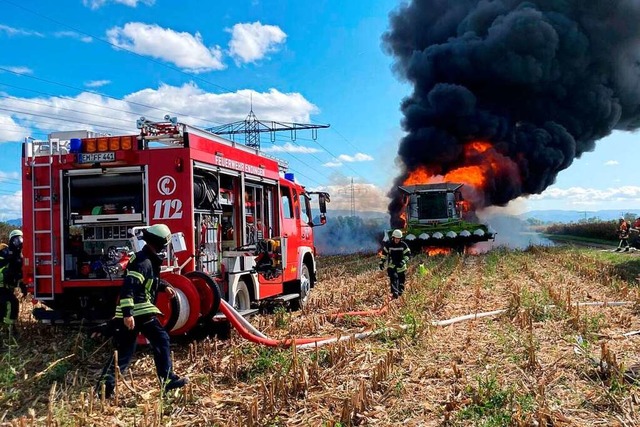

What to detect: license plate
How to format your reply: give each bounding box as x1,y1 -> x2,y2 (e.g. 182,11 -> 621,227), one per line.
77,152 -> 116,163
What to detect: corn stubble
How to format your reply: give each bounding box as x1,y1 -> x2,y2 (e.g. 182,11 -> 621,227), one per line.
2,248 -> 640,426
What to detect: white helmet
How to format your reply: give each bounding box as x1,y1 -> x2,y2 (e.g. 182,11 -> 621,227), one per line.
391,229 -> 403,239
143,224 -> 172,249
9,229 -> 23,250
9,229 -> 23,240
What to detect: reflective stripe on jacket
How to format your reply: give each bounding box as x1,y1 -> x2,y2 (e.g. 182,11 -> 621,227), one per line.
379,240 -> 410,272
114,246 -> 166,318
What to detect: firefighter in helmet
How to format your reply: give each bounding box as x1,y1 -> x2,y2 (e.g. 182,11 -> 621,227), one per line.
379,229 -> 411,299
97,224 -> 188,398
616,217 -> 631,252
0,229 -> 24,341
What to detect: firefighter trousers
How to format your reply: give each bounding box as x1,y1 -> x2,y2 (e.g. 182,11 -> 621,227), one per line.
387,268 -> 405,298
98,316 -> 177,394
0,287 -> 18,326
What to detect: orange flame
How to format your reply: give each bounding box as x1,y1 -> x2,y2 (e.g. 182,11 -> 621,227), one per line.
423,247 -> 452,256
403,140 -> 520,194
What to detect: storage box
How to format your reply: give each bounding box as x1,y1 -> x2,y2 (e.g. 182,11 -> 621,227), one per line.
171,232 -> 187,252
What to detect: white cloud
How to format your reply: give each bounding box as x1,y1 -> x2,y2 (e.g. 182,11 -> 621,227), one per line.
262,142 -> 320,154
0,114 -> 29,143
228,22 -> 286,64
84,80 -> 111,88
323,161 -> 343,168
0,190 -> 22,220
529,186 -> 640,206
0,24 -> 43,37
337,153 -> 373,162
126,84 -> 317,124
83,0 -> 155,9
604,160 -> 619,166
54,31 -> 93,43
0,66 -> 33,75
106,23 -> 225,73
0,83 -> 317,139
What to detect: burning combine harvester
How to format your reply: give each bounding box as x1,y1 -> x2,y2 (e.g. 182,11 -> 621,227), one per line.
384,183 -> 495,254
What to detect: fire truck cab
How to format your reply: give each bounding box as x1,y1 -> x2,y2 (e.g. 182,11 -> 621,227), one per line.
22,118 -> 329,336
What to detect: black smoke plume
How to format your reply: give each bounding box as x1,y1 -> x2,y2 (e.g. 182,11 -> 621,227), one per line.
384,0 -> 640,227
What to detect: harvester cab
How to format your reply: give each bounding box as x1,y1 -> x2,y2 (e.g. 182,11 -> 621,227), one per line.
385,183 -> 495,254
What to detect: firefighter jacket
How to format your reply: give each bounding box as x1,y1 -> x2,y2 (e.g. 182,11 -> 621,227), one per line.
379,240 -> 410,273
619,222 -> 630,239
0,246 -> 22,289
114,245 -> 168,319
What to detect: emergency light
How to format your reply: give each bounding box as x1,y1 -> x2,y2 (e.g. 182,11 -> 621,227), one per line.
82,135 -> 135,153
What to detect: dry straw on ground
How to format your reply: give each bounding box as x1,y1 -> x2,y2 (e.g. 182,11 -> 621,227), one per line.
1,246 -> 640,426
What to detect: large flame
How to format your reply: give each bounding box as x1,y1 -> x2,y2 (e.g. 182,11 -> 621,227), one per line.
403,140 -> 520,201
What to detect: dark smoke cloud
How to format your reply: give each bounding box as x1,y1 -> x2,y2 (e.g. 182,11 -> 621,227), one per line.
384,0 -> 640,226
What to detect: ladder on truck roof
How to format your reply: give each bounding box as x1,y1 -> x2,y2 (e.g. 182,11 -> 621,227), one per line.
27,137 -> 58,301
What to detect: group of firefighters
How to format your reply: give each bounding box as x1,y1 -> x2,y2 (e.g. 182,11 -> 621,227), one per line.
8,218 -> 640,398
616,217 -> 640,251
2,224 -> 410,399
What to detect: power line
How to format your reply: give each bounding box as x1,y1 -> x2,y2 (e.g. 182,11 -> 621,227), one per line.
0,0 -> 235,96
0,67 -> 220,125
0,0 -> 372,167
0,94 -> 134,125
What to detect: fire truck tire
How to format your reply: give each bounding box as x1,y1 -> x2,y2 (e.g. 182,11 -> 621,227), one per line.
290,264 -> 311,311
184,271 -> 222,319
234,281 -> 251,311
158,273 -> 201,336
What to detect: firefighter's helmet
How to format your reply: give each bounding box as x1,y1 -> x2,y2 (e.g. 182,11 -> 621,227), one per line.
142,224 -> 172,250
9,229 -> 23,251
391,229 -> 403,239
9,229 -> 22,240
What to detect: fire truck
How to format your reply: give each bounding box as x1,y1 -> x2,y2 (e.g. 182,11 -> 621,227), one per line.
21,117 -> 330,336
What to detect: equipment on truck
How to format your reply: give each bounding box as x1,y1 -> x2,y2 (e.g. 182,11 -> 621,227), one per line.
21,118 -> 330,337
383,183 -> 495,254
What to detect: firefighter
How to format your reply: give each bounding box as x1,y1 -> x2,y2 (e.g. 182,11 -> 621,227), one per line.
379,229 -> 410,299
616,217 -> 630,252
0,229 -> 24,341
97,224 -> 188,398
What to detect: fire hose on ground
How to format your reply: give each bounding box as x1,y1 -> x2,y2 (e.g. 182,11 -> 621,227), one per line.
218,298 -> 636,349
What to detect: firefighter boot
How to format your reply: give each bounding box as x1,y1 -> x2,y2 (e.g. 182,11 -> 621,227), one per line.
163,376 -> 189,394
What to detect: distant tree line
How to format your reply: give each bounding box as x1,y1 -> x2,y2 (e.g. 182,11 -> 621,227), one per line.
544,220 -> 622,242
0,222 -> 20,244
541,213 -> 638,241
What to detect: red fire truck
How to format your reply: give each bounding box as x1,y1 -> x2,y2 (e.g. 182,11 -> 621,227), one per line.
21,117 -> 330,336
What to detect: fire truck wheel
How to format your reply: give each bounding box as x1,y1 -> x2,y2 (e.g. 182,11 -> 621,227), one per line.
234,281 -> 251,311
290,264 -> 310,311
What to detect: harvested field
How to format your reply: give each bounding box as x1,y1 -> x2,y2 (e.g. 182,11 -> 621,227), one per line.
2,246 -> 640,426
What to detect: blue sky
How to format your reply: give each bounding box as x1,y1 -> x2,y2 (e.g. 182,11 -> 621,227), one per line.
0,0 -> 639,221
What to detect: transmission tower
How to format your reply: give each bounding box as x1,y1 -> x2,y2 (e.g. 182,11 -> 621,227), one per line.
337,177 -> 366,217
206,106 -> 329,150
350,177 -> 356,217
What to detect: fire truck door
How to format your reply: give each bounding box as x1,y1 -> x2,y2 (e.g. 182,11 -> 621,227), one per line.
279,184 -> 298,280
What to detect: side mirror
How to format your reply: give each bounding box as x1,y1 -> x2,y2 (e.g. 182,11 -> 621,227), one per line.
319,192 -> 329,214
